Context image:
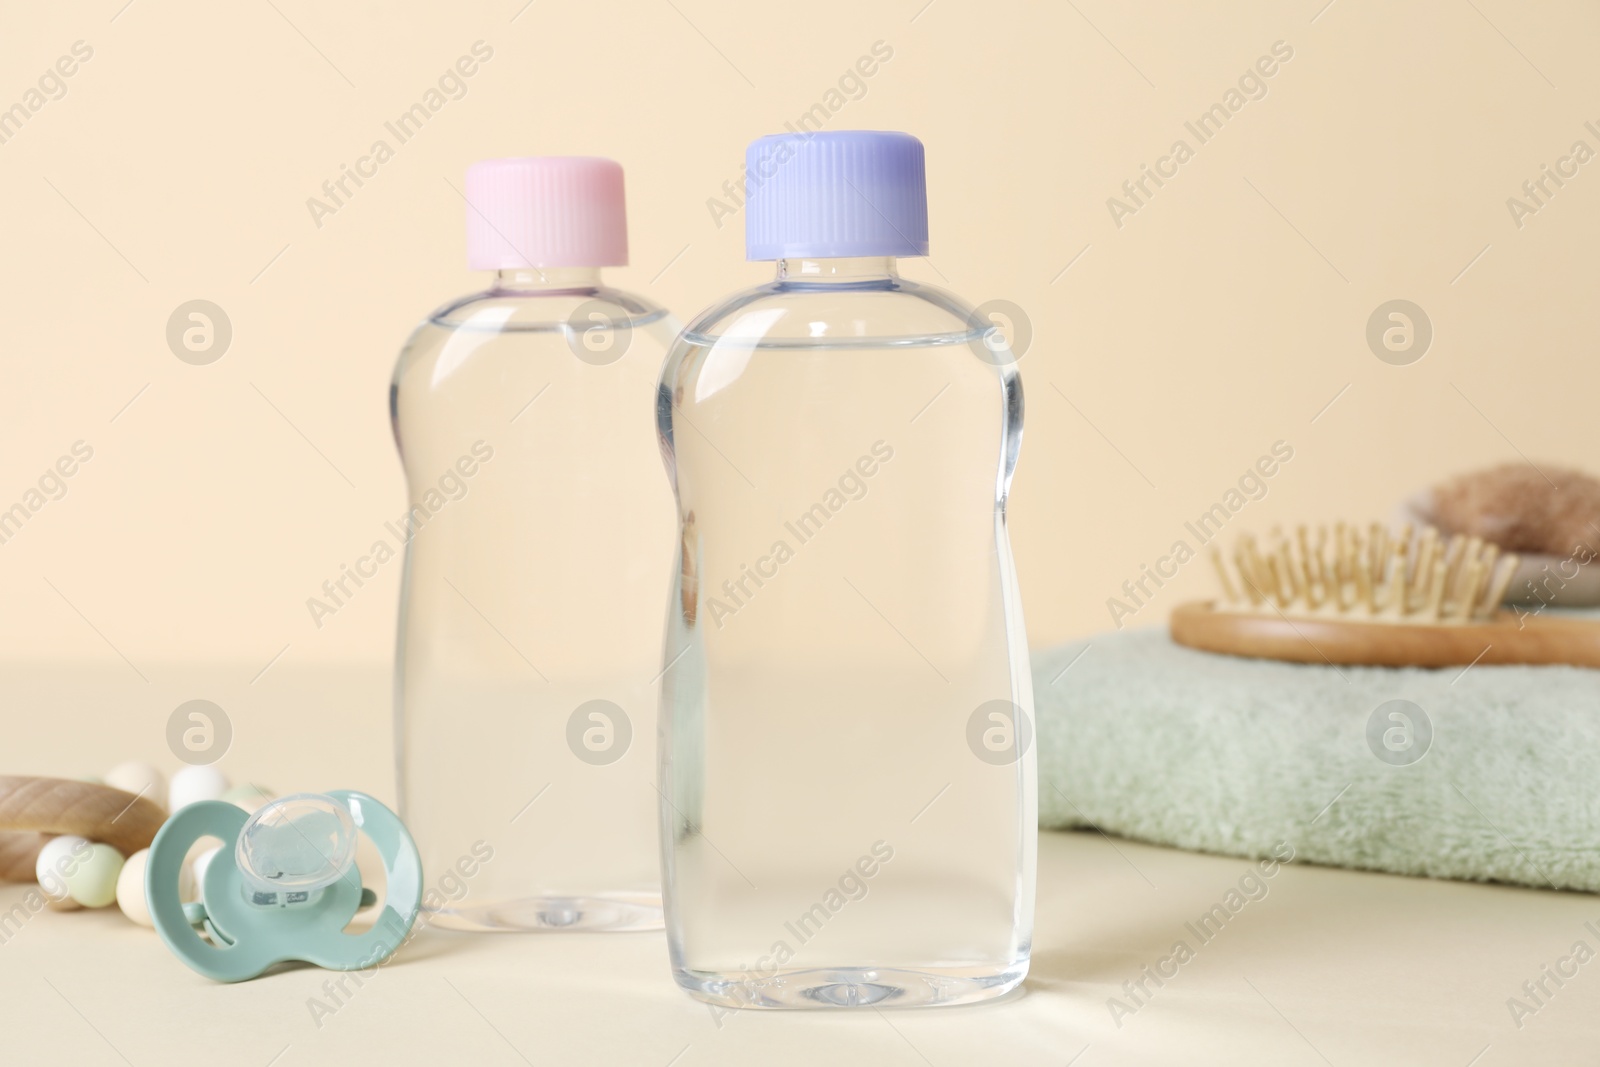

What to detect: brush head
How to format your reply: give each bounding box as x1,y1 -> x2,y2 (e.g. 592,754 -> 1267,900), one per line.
1209,523 -> 1519,624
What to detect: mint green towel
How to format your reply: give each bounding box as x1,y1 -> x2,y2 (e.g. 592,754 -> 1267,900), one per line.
1034,624 -> 1600,893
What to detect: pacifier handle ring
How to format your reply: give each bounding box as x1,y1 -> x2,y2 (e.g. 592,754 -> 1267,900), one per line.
146,801 -> 273,982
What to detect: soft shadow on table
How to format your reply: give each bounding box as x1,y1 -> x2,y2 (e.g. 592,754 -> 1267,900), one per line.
1027,942 -> 1174,995
382,924 -> 674,967
382,925 -> 551,965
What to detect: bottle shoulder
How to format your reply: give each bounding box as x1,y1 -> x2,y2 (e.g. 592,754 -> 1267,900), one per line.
423,283 -> 670,335
677,276 -> 988,351
391,284 -> 679,394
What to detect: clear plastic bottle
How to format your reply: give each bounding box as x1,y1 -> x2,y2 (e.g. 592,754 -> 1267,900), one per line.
656,132 -> 1035,1007
392,157 -> 677,931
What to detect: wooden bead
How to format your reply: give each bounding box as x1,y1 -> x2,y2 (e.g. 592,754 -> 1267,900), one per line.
103,762 -> 166,810
117,849 -> 153,926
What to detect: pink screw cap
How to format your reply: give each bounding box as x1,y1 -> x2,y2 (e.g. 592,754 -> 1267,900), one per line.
464,157 -> 629,270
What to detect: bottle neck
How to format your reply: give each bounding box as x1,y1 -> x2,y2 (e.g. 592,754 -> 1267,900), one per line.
775,256 -> 898,283
491,266 -> 603,293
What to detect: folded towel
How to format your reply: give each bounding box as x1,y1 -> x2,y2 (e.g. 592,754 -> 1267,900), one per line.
1034,621 -> 1600,893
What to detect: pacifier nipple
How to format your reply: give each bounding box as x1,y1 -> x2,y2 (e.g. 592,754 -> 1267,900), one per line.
235,793 -> 358,906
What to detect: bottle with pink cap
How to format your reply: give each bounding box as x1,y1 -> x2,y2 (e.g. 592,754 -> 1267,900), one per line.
656,131 -> 1034,1007
391,156 -> 677,932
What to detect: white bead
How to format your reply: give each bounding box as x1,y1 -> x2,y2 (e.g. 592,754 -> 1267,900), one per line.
35,835 -> 89,903
168,766 -> 230,812
191,845 -> 221,898
103,761 -> 166,810
117,850 -> 153,926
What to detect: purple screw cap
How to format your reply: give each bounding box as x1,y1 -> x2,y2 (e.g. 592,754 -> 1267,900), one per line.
744,130 -> 930,261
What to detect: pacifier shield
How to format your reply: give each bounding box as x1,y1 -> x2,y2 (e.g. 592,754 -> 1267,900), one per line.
146,790 -> 422,982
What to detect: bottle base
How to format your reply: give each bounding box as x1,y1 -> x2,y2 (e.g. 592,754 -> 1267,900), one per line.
673,960 -> 1028,1009
427,893 -> 663,933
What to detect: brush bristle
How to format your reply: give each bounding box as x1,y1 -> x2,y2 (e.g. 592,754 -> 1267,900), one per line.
1210,523 -> 1519,624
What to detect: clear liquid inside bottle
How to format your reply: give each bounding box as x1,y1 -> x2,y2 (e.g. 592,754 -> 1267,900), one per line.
392,267 -> 678,931
656,256 -> 1035,1006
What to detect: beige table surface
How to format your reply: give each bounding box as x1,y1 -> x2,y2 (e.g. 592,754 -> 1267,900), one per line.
3,665 -> 1598,1065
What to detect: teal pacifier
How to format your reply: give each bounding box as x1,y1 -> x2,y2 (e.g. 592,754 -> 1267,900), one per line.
146,790 -> 422,982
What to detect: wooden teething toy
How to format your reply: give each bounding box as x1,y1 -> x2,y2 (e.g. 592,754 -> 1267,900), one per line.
0,776 -> 166,882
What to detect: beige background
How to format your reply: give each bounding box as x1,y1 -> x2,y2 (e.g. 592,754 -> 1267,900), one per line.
4,3 -> 1600,1063
2,0 -> 1598,670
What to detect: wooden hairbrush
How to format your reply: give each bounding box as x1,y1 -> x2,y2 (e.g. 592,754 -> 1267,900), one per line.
1171,523 -> 1600,668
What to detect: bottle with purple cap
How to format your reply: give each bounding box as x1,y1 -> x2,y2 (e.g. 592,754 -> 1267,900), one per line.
655,131 -> 1034,1008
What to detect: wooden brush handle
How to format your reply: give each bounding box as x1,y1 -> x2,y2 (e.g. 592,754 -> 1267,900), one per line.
0,777 -> 166,882
1171,601 -> 1600,668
